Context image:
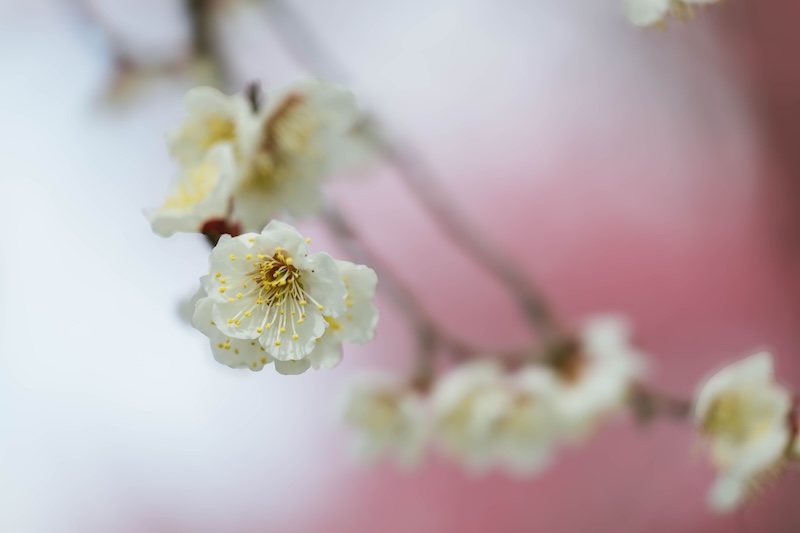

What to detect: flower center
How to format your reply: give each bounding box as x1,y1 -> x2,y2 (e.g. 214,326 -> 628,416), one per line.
241,95 -> 319,193
243,248 -> 325,346
703,390 -> 775,443
163,161 -> 218,209
201,116 -> 237,151
354,394 -> 401,433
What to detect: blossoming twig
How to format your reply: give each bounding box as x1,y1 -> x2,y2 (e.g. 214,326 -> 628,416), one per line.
261,0 -> 563,344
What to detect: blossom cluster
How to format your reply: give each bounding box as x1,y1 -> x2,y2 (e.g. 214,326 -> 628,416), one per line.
146,80 -> 364,237
341,322 -> 800,513
340,317 -> 645,472
191,220 -> 378,374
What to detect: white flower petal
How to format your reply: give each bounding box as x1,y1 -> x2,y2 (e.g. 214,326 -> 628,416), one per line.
308,333 -> 343,369
304,252 -> 348,317
274,359 -> 312,375
708,475 -> 748,513
259,306 -> 327,361
625,0 -> 670,27
335,261 -> 379,344
193,298 -> 274,371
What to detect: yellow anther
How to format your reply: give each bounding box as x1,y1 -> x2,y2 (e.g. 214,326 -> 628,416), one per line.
256,328 -> 263,334
291,311 -> 296,315
245,311 -> 252,317
258,254 -> 266,260
280,311 -> 285,316
346,300 -> 354,308
305,237 -> 311,244
286,257 -> 293,266
251,341 -> 256,346
246,254 -> 253,261
227,319 -> 233,324
243,283 -> 247,288
215,272 -> 221,278
236,293 -> 243,299
299,300 -> 307,305
317,305 -> 324,311
228,298 -> 234,303
297,319 -> 304,324
260,347 -> 265,352
217,343 -> 224,348
275,340 -> 281,346
261,358 -> 267,364
275,247 -> 282,252
220,279 -> 226,284
248,237 -> 255,243
234,319 -> 241,326
230,254 -> 236,261
266,323 -> 272,329
219,287 -> 226,293
292,334 -> 299,340
234,349 -> 240,354
210,320 -> 215,326
280,327 -> 286,333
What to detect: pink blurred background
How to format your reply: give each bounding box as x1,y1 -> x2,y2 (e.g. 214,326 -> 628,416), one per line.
1,0 -> 799,531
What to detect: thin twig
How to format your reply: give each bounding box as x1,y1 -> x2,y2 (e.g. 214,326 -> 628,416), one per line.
628,384 -> 692,424
322,204 -> 456,385
261,0 -> 563,342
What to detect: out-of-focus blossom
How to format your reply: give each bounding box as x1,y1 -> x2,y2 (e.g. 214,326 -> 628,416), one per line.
167,86 -> 255,167
197,220 -> 347,368
145,144 -> 236,236
340,374 -> 428,467
432,362 -> 560,475
625,0 -> 721,28
432,361 -> 503,472
693,352 -> 794,512
231,80 -> 361,231
549,316 -> 647,440
307,260 -> 379,372
482,366 -> 561,476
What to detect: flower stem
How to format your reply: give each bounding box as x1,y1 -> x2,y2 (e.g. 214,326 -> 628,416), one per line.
261,0 -> 563,344
628,384 -> 692,424
322,204 -> 465,384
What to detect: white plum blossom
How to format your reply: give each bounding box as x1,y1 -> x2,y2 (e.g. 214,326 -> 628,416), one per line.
480,366 -> 562,476
694,352 -> 795,512
307,260 -> 379,372
339,374 -> 428,467
625,0 -> 721,28
198,220 -> 347,368
231,80 -> 361,231
167,86 -> 256,167
549,315 -> 647,441
432,362 -> 560,475
145,144 -> 237,237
